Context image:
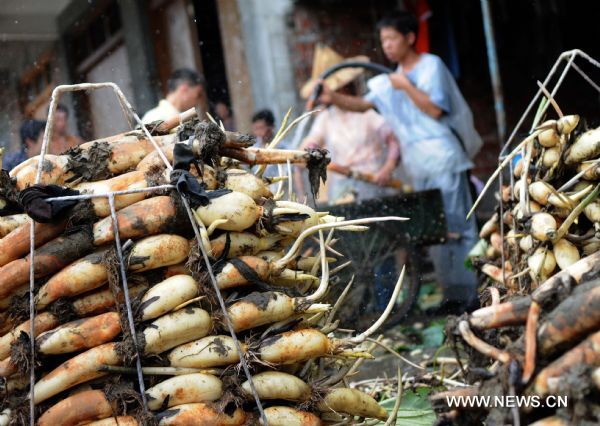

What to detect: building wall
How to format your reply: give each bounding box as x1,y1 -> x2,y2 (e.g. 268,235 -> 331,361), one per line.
216,0 -> 254,132
150,0 -> 204,99
57,0 -> 160,139
164,0 -> 199,72
237,0 -> 299,127
288,1 -> 393,94
85,44 -> 135,138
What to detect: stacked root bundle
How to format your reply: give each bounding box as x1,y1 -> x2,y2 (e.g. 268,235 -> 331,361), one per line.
0,116 -> 406,425
436,111 -> 600,424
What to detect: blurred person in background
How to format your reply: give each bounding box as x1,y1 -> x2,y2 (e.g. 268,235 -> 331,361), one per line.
49,103 -> 83,154
297,45 -> 400,204
310,12 -> 482,314
3,119 -> 46,171
143,68 -> 207,123
297,45 -> 401,310
251,109 -> 276,147
251,109 -> 281,178
214,101 -> 235,131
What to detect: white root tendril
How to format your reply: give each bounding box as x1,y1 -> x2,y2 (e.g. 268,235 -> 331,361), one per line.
383,366 -> 403,426
325,276 -> 355,327
313,229 -> 340,278
273,164 -> 286,200
350,265 -> 406,344
364,337 -> 425,371
329,260 -> 352,276
191,210 -> 212,253
172,296 -> 205,312
311,236 -> 345,257
277,216 -> 408,268
287,159 -> 293,199
206,219 -> 228,236
336,225 -> 370,231
305,231 -> 330,302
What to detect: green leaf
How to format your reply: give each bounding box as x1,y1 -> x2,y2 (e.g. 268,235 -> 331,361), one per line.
466,239 -> 489,270
418,282 -> 437,297
417,282 -> 443,311
394,319 -> 447,352
420,321 -> 446,348
375,388 -> 436,425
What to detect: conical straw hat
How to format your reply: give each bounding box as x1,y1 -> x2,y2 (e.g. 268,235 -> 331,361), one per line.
300,44 -> 369,99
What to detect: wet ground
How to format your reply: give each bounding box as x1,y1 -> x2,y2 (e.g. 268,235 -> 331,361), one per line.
346,273 -> 456,424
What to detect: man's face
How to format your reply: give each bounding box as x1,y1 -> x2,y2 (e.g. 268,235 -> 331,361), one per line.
252,119 -> 273,145
178,83 -> 204,111
54,111 -> 68,135
380,27 -> 415,63
26,132 -> 43,157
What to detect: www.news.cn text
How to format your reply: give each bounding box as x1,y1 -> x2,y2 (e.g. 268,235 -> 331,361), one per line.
446,395 -> 568,409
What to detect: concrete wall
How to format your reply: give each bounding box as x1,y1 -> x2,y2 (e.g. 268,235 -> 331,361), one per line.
288,2 -> 390,94
237,0 -> 300,127
57,0 -> 159,120
164,0 -> 200,72
118,0 -> 160,115
216,0 -> 254,132
85,44 -> 135,138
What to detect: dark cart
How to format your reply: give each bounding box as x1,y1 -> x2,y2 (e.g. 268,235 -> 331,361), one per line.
320,189 -> 447,328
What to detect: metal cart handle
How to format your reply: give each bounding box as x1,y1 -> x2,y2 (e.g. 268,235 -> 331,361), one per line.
308,61 -> 394,105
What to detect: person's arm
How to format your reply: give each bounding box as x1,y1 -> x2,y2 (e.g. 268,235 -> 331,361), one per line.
373,126 -> 401,185
306,81 -> 374,112
389,72 -> 444,119
330,91 -> 374,112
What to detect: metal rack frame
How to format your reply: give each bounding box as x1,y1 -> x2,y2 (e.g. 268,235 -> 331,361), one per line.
26,83 -> 268,424
495,49 -> 600,284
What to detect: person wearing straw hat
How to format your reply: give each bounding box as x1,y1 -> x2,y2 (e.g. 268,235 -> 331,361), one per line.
309,12 -> 481,314
296,44 -> 402,311
297,44 -> 401,204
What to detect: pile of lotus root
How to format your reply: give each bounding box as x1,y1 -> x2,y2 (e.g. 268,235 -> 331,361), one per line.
0,113 -> 406,425
436,111 -> 600,425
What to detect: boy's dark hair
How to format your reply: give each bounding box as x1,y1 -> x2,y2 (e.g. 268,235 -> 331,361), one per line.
167,68 -> 206,93
20,119 -> 46,147
56,103 -> 69,116
376,11 -> 419,37
252,109 -> 275,127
